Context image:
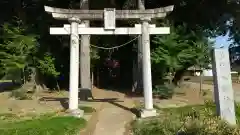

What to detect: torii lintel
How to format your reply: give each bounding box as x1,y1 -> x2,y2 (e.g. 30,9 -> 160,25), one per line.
44,5 -> 174,20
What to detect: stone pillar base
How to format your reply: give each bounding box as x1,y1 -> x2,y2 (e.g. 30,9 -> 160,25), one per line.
140,109 -> 157,118
67,109 -> 84,118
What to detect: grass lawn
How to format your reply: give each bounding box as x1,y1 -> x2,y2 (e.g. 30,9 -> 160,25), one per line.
0,80 -> 12,83
0,114 -> 86,135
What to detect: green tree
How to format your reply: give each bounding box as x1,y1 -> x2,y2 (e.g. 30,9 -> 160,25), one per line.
0,21 -> 60,91
0,0 -> 238,90
0,23 -> 37,83
151,24 -> 212,86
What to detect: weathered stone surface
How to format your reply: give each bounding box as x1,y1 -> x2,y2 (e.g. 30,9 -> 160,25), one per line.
44,5 -> 174,20
68,20 -> 80,111
45,5 -> 173,14
104,8 -> 116,30
67,109 -> 84,118
79,0 -> 91,91
212,48 -> 236,125
140,109 -> 157,118
50,24 -> 170,35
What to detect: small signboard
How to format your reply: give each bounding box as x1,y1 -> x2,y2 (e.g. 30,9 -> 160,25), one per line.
104,8 -> 116,30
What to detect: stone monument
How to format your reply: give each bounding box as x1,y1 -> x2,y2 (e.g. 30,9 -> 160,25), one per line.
212,48 -> 236,125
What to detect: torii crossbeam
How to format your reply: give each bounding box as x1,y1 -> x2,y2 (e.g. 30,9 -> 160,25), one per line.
44,6 -> 174,20
50,24 -> 170,35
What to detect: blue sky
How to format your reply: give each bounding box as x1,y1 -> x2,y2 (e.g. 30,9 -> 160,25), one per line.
212,33 -> 233,48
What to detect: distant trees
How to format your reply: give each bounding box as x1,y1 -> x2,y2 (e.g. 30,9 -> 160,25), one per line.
0,23 -> 37,83
0,0 -> 240,90
151,23 -> 212,86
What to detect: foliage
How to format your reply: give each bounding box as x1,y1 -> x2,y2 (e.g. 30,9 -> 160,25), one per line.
0,21 -> 61,89
122,0 -> 239,38
9,88 -> 32,100
0,0 -> 238,89
151,24 -> 212,85
37,53 -> 60,77
132,101 -> 240,135
79,106 -> 96,114
133,116 -> 240,135
90,46 -> 100,69
0,23 -> 37,79
153,84 -> 174,99
0,116 -> 86,135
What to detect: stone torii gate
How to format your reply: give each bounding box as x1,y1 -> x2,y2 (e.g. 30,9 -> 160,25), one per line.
44,5 -> 174,118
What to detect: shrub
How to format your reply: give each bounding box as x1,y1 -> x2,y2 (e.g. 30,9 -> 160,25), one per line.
153,84 -> 174,99
132,118 -> 182,135
9,89 -> 32,100
133,115 -> 240,135
178,117 -> 240,135
132,102 -> 240,135
78,106 -> 96,114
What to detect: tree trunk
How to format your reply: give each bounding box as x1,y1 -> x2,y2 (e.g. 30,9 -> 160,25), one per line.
132,60 -> 137,92
91,71 -> 94,89
56,79 -> 60,91
21,67 -> 43,95
21,68 -> 25,84
238,72 -> 240,83
172,68 -> 187,86
199,70 -> 203,95
97,66 -> 100,87
15,0 -> 26,22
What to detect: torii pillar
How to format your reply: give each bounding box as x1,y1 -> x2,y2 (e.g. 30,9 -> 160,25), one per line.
141,18 -> 155,116
68,17 -> 83,117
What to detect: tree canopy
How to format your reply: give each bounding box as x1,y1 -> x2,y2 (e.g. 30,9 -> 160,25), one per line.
0,0 -> 239,90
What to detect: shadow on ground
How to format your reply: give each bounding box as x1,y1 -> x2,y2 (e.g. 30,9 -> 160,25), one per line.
98,87 -> 144,98
108,101 -> 140,117
0,82 -> 21,93
39,97 -> 122,109
39,95 -> 140,117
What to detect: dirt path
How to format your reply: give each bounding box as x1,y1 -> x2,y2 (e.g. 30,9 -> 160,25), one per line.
184,82 -> 240,102
81,88 -> 136,135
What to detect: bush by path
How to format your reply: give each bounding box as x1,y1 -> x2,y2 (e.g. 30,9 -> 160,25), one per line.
132,101 -> 240,135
